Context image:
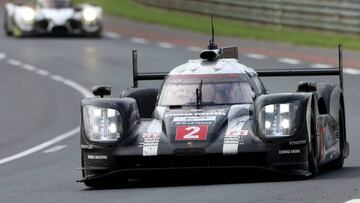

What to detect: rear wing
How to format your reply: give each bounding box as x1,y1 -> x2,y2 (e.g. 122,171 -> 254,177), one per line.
132,45 -> 344,90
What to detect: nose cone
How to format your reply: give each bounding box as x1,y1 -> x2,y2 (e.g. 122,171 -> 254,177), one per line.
163,105 -> 252,150
41,8 -> 74,25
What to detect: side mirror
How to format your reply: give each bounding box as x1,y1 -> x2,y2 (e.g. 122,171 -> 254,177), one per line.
92,85 -> 111,98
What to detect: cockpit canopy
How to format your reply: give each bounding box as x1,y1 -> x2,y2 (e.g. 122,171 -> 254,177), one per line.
158,74 -> 254,107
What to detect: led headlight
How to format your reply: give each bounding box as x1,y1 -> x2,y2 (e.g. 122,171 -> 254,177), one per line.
83,106 -> 121,142
21,7 -> 35,23
83,7 -> 97,22
260,103 -> 298,138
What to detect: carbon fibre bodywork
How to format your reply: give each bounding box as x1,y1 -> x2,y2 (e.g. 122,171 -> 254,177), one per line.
79,55 -> 349,185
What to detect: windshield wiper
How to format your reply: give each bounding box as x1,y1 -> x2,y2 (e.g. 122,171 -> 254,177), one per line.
196,80 -> 203,109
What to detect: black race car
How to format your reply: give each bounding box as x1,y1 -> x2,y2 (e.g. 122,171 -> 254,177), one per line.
78,41 -> 349,187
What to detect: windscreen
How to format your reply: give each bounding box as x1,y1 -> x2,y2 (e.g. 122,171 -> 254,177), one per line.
38,0 -> 71,8
158,74 -> 253,106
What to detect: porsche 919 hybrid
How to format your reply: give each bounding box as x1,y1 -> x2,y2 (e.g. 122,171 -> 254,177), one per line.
78,39 -> 348,187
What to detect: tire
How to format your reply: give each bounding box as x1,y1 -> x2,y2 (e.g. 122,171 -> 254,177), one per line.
84,29 -> 102,38
326,106 -> 345,170
12,25 -> 23,38
308,112 -> 319,176
87,31 -> 102,38
3,12 -> 12,36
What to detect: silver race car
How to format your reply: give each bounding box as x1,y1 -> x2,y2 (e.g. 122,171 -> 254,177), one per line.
4,0 -> 102,37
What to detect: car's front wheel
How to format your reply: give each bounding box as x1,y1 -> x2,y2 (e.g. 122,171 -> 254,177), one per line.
3,11 -> 12,36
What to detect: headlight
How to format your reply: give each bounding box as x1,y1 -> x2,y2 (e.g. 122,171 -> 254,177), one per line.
83,7 -> 97,22
21,7 -> 35,22
259,103 -> 299,138
83,106 -> 121,142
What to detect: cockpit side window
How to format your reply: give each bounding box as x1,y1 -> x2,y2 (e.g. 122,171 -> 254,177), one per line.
249,76 -> 266,96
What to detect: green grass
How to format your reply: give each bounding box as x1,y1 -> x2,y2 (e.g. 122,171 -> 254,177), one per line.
75,0 -> 360,50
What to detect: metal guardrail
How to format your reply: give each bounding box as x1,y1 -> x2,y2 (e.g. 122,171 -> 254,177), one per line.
137,0 -> 360,33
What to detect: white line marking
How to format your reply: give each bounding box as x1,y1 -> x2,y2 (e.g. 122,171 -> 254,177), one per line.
36,69 -> 49,76
0,127 -> 79,165
104,32 -> 121,39
22,64 -> 36,71
62,79 -> 93,98
130,37 -> 148,44
186,46 -> 202,52
0,52 -> 6,60
43,145 -> 67,153
157,42 -> 175,49
344,68 -> 360,75
278,58 -> 301,65
311,63 -> 332,69
0,57 -> 92,165
7,59 -> 22,66
50,74 -> 65,82
345,199 -> 360,203
244,53 -> 267,59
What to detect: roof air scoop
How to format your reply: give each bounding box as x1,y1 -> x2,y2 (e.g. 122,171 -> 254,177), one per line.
200,49 -> 221,61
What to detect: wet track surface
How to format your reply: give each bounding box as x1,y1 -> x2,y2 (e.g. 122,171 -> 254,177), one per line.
0,14 -> 360,203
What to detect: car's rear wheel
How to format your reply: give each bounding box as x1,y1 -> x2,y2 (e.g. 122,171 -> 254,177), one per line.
326,106 -> 345,170
308,112 -> 319,176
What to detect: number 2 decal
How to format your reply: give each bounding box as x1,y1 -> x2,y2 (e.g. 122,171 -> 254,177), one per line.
183,126 -> 200,139
176,125 -> 208,141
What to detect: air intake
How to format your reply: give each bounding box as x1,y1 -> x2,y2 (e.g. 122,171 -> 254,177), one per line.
200,49 -> 221,61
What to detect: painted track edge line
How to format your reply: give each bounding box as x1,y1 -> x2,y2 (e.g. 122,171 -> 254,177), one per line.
0,127 -> 79,165
0,58 -> 92,165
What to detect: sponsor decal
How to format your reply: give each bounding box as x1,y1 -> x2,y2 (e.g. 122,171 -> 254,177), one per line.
141,120 -> 162,156
289,140 -> 306,145
81,144 -> 93,149
225,129 -> 248,137
223,129 -> 248,154
165,112 -> 226,117
172,116 -> 216,126
279,149 -> 301,155
87,155 -> 107,160
142,132 -> 161,156
175,125 -> 208,141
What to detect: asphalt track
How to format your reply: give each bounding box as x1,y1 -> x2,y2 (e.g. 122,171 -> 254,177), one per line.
0,14 -> 359,203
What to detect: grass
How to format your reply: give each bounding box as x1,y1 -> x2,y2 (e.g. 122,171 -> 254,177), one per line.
74,0 -> 360,50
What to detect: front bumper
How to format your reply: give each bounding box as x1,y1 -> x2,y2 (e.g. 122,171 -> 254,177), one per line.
18,19 -> 102,36
79,142 -> 310,182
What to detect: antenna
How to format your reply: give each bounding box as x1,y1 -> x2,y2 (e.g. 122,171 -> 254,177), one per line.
208,15 -> 218,50
338,44 -> 344,91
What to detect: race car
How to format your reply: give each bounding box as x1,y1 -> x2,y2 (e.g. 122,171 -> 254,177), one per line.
78,41 -> 349,187
3,0 -> 102,37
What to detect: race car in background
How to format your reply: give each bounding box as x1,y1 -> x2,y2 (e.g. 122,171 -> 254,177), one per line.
78,36 -> 349,187
3,0 -> 102,37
